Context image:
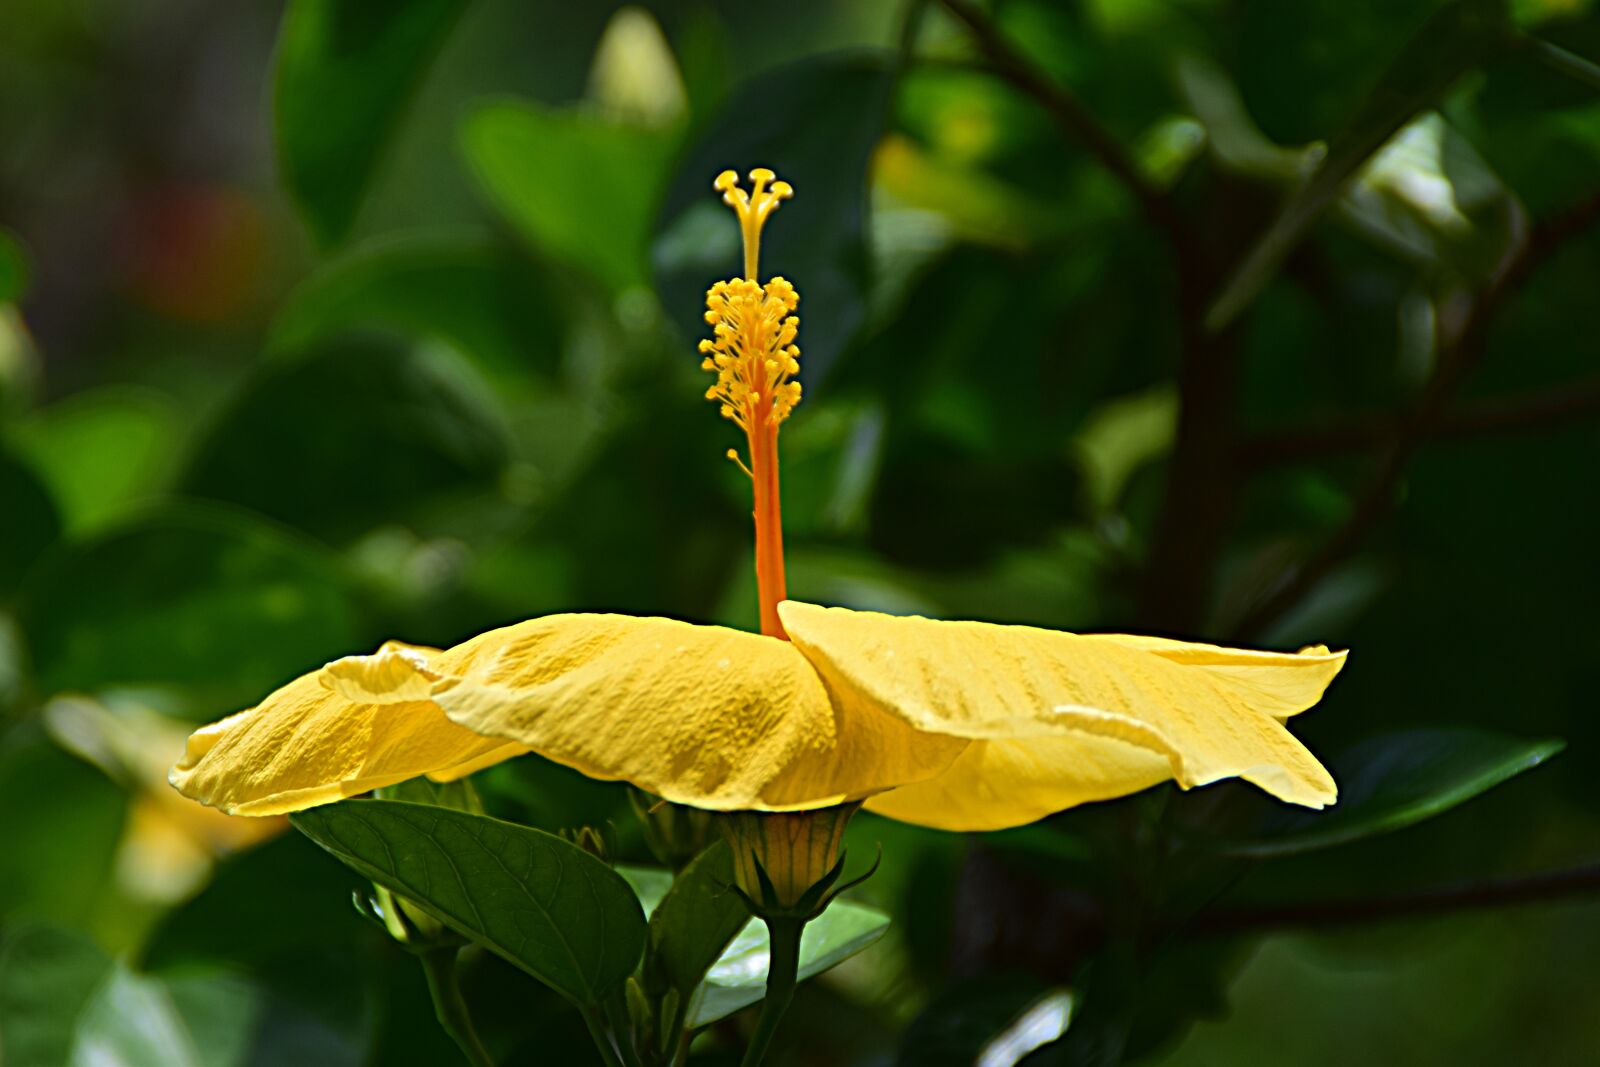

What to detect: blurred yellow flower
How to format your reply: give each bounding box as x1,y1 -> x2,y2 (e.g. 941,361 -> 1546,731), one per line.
170,168 -> 1345,832
47,696 -> 284,901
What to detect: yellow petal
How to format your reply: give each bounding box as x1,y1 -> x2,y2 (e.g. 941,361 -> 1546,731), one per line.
866,734 -> 1172,832
1082,634 -> 1347,718
779,601 -> 1338,819
322,639 -> 440,703
169,643 -> 526,816
426,613 -> 964,811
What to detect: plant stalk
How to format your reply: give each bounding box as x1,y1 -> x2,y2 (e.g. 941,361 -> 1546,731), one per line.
418,946 -> 496,1067
738,918 -> 803,1067
580,1004 -> 630,1067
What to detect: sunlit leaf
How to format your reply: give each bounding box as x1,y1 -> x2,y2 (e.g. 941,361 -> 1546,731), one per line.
462,102 -> 675,293
275,0 -> 468,245
292,799 -> 647,1006
587,6 -> 687,128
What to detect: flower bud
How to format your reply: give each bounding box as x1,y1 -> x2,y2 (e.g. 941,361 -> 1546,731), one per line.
721,802 -> 863,917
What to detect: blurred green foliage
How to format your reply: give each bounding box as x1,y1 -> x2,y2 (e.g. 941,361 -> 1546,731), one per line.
2,0 -> 1600,1064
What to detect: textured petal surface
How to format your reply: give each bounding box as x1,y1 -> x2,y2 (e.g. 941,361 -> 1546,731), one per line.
780,602 -> 1340,819
426,614 -> 964,811
1082,635 -> 1347,718
169,643 -> 525,816
865,735 -> 1172,832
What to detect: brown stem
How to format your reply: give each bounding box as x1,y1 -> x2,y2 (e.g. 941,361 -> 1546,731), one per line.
936,0 -> 1195,263
1241,372 -> 1600,468
1137,315 -> 1243,630
1231,189 -> 1600,640
1190,864 -> 1600,938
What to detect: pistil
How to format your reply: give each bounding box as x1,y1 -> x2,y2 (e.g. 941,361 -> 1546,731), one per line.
700,168 -> 801,640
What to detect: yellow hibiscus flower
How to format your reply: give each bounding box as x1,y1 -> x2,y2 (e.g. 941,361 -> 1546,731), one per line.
171,168 -> 1344,835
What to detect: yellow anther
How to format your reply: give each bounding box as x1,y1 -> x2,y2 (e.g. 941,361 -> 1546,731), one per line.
714,166 -> 794,282
699,274 -> 803,434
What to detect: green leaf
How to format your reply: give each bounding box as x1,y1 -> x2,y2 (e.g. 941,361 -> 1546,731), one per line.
652,53 -> 894,387
688,899 -> 890,1027
291,799 -> 647,1006
0,735 -> 125,927
1207,0 -> 1513,330
377,774 -> 485,813
619,858 -> 891,1027
461,101 -> 675,293
268,229 -> 565,385
5,386 -> 178,535
0,925 -> 280,1067
274,0 -> 468,246
0,444 -> 60,599
1192,728 -> 1565,859
0,924 -> 116,1067
17,505 -> 360,712
71,964 -> 206,1067
636,843 -> 750,1003
0,228 -> 29,304
181,333 -> 511,544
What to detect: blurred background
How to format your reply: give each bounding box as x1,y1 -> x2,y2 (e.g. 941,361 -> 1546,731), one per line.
2,0 -> 1599,1063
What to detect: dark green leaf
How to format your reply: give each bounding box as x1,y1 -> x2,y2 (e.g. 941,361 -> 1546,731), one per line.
268,230 -> 565,384
17,505 -> 360,712
275,0 -> 468,246
637,843 -> 749,1002
1190,728 -> 1565,858
0,924 -> 115,1067
0,228 -> 29,304
1208,0 -> 1513,330
142,832 -> 368,973
182,333 -> 511,544
462,101 -> 675,292
140,833 -> 371,1065
652,53 -> 894,387
0,444 -> 60,599
0,733 -> 126,927
291,799 -> 647,1006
